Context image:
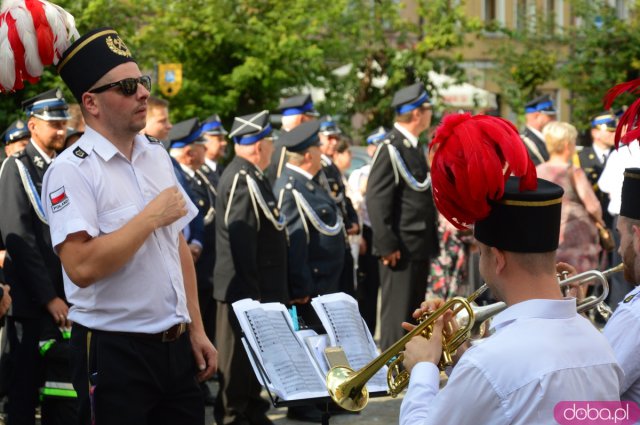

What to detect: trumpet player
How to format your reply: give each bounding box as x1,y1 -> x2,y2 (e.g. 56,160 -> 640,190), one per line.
602,168 -> 640,403
399,114 -> 622,425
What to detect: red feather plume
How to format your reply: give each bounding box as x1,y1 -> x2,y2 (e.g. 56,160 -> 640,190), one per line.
25,0 -> 54,66
429,113 -> 537,230
0,0 -> 77,92
5,12 -> 26,90
603,78 -> 640,149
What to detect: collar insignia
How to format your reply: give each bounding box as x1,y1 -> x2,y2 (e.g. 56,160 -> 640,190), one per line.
33,155 -> 44,169
73,147 -> 88,159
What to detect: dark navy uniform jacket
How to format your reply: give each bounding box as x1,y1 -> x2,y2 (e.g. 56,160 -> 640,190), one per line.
366,127 -> 438,262
522,126 -> 549,166
213,156 -> 288,304
183,166 -> 217,293
317,157 -> 359,229
0,141 -> 65,318
274,165 -> 345,299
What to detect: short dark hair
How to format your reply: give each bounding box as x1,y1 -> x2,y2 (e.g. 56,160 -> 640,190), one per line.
336,139 -> 350,154
147,96 -> 169,113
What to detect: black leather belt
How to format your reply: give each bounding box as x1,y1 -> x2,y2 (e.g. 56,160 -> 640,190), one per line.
110,323 -> 188,343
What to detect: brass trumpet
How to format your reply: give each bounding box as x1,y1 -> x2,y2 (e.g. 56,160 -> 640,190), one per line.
457,262 -> 623,340
326,285 -> 487,411
325,263 -> 623,411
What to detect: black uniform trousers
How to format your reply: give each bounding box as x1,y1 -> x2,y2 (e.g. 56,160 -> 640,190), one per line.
214,302 -> 270,425
356,225 -> 380,336
69,323 -> 203,425
7,317 -> 42,425
378,259 -> 429,351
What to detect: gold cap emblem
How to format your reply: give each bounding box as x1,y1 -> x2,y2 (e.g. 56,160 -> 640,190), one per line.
106,35 -> 132,58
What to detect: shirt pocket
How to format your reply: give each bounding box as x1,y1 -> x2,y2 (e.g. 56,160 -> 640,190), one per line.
97,204 -> 139,234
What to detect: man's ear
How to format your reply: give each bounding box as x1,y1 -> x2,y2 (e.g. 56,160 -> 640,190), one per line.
26,117 -> 37,132
632,224 -> 640,249
81,93 -> 99,117
491,247 -> 506,275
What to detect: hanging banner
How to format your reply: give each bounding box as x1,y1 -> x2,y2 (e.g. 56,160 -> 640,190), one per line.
158,63 -> 183,97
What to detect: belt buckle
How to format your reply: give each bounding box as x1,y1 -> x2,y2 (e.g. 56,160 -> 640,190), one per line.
161,323 -> 186,342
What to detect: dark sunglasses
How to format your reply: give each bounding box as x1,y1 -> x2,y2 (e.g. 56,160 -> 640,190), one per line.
89,75 -> 152,96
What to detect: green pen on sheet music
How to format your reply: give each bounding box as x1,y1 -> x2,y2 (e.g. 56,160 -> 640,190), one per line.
289,306 -> 299,331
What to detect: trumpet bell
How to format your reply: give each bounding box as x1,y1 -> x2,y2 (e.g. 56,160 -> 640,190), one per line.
326,366 -> 368,412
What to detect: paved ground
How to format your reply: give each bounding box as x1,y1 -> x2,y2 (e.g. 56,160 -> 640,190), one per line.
204,381 -> 404,424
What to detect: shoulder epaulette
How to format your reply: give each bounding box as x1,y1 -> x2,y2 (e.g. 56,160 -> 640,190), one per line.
145,135 -> 162,144
73,146 -> 88,159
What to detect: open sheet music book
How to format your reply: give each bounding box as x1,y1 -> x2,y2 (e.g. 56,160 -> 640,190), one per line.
232,293 -> 388,401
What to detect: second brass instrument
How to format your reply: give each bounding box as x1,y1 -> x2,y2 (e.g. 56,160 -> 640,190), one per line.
325,263 -> 623,411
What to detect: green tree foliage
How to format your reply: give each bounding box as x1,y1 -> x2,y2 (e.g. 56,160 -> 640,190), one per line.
489,12 -> 561,122
0,0 -> 481,143
559,0 -> 640,130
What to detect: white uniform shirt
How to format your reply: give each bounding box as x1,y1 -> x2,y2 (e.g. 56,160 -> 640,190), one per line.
347,164 -> 371,227
41,126 -> 198,333
603,286 -> 640,403
394,122 -> 418,148
400,299 -> 623,425
204,158 -> 219,174
598,141 -> 640,216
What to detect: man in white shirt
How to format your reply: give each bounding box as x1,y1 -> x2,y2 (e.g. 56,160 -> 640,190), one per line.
42,27 -> 216,425
603,167 -> 640,403
599,140 -> 640,306
141,95 -> 173,148
400,115 -> 622,425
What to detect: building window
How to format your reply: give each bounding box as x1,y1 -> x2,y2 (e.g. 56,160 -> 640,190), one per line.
545,0 -> 564,34
484,0 -> 497,22
482,0 -> 505,26
616,0 -> 629,20
516,0 -> 536,33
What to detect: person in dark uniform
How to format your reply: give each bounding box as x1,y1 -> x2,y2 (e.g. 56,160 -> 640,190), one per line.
202,114 -> 228,188
521,94 -> 557,165
213,110 -> 288,425
315,117 -> 359,297
169,118 -> 218,406
575,111 -> 617,228
274,120 -> 345,322
0,119 -> 31,273
0,88 -> 76,425
1,119 -> 31,160
264,94 -> 318,185
273,120 -> 345,423
366,82 -> 438,351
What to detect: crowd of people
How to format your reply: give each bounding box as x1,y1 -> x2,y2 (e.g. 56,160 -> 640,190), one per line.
0,22 -> 639,425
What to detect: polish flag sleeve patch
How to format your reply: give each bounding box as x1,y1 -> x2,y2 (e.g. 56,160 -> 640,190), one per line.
49,186 -> 70,212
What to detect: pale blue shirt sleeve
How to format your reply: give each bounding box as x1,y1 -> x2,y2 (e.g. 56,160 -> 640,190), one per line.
42,160 -> 99,249
400,361 -> 506,425
604,307 -> 640,396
